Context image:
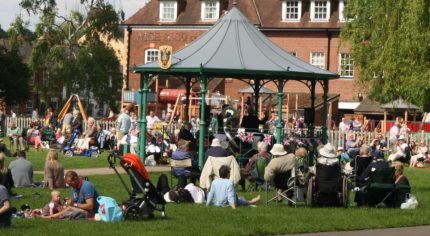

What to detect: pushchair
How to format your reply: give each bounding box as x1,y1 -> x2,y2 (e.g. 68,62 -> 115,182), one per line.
108,152 -> 166,220
63,129 -> 99,157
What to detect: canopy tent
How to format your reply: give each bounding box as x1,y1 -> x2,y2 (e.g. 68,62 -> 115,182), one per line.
133,4 -> 338,166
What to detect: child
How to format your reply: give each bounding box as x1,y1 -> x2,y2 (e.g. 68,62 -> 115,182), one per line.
206,165 -> 260,209
42,190 -> 65,217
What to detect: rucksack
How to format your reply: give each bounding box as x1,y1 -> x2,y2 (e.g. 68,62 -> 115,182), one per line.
97,196 -> 123,222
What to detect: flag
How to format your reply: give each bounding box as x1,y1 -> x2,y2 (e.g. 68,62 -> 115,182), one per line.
239,132 -> 247,142
264,134 -> 272,145
247,132 -> 254,143
283,138 -> 290,146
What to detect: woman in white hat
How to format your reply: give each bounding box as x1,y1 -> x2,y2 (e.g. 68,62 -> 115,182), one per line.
317,143 -> 339,166
388,135 -> 409,162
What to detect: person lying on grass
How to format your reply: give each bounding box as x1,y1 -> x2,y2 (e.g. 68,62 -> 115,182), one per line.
206,165 -> 260,209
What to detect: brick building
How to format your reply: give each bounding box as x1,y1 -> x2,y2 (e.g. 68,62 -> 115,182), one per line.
123,0 -> 358,119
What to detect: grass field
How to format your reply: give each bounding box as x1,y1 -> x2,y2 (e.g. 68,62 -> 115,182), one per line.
1,141 -> 430,235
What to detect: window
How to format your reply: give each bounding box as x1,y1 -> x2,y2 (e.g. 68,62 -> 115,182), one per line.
145,49 -> 159,63
339,53 -> 354,77
282,0 -> 302,21
310,0 -> 331,21
201,1 -> 220,21
310,52 -> 325,69
339,0 -> 345,22
160,1 -> 177,22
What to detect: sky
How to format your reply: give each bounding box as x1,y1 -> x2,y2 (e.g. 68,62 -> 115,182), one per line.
0,0 -> 149,31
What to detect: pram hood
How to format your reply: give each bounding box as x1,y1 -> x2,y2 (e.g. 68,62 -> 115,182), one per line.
121,153 -> 150,181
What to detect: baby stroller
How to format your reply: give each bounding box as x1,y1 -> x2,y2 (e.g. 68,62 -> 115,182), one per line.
108,152 -> 166,220
63,129 -> 99,157
307,163 -> 349,207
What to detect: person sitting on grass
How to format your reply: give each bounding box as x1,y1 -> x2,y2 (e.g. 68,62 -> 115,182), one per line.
44,149 -> 65,189
0,173 -> 12,227
64,171 -> 99,217
42,190 -> 65,217
206,165 -> 260,209
8,151 -> 33,187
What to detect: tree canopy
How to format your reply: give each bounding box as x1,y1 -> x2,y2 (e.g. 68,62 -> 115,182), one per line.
18,0 -> 122,108
341,0 -> 430,109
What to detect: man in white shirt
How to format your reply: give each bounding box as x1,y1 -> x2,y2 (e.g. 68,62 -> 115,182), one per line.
338,118 -> 348,133
146,111 -> 160,130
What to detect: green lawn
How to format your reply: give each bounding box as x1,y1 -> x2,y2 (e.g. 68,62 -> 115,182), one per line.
2,168 -> 430,235
2,138 -> 115,171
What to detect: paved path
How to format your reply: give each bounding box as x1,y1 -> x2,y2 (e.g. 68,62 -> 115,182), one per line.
35,165 -> 171,176
293,225 -> 430,236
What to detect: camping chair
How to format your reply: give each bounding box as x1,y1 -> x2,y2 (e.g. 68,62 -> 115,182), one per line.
361,167 -> 396,207
41,127 -> 56,143
266,168 -> 302,207
248,156 -> 270,191
170,158 -> 192,188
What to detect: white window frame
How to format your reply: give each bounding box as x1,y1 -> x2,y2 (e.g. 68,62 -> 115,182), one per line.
310,52 -> 325,69
159,1 -> 177,22
339,0 -> 345,22
201,1 -> 220,21
339,53 -> 354,78
145,49 -> 159,64
310,0 -> 331,22
281,0 -> 302,22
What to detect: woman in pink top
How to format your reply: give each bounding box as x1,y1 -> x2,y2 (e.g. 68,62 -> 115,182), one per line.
27,123 -> 45,151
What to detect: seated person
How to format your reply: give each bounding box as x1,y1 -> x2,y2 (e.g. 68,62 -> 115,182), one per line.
394,162 -> 409,186
64,171 -> 99,217
0,153 -> 13,193
76,117 -> 97,151
206,165 -> 260,209
119,129 -> 139,154
40,124 -> 56,143
8,151 -> 33,187
107,128 -> 117,150
147,137 -> 161,163
264,144 -> 296,198
27,123 -> 46,151
243,142 -> 271,182
42,190 -> 66,217
55,128 -> 65,145
337,147 -> 350,165
316,143 -> 340,166
0,174 -> 12,227
204,138 -> 230,164
7,121 -> 26,151
172,139 -> 199,188
96,124 -> 111,149
388,135 -> 409,162
345,132 -> 363,157
410,142 -> 428,167
349,145 -> 372,178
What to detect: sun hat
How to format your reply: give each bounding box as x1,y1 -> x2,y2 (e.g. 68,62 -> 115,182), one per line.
211,138 -> 221,147
398,135 -> 405,140
337,147 -> 344,151
270,144 -> 287,156
319,143 -> 337,158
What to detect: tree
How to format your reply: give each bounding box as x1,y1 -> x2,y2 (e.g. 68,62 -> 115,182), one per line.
0,46 -> 31,105
341,0 -> 430,109
19,0 -> 122,108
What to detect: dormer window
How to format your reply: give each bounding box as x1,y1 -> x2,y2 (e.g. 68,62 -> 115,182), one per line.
160,1 -> 177,22
310,0 -> 331,22
282,1 -> 302,22
201,1 -> 220,21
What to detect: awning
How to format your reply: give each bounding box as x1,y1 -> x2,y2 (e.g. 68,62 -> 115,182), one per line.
338,102 -> 360,110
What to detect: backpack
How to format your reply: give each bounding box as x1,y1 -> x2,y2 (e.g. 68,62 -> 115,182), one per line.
97,196 -> 123,222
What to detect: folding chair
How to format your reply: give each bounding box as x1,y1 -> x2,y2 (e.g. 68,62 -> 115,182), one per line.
170,158 -> 192,188
360,167 -> 396,207
248,156 -> 270,191
266,168 -> 302,207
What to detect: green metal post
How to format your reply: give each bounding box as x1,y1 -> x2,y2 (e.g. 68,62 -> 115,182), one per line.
198,76 -> 207,169
185,77 -> 191,122
254,79 -> 260,117
322,79 -> 329,144
276,79 -> 284,143
309,80 -> 316,138
138,73 -> 149,162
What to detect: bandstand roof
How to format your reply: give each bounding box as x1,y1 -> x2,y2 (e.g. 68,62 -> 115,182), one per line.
133,5 -> 338,80
239,86 -> 275,94
380,97 -> 420,110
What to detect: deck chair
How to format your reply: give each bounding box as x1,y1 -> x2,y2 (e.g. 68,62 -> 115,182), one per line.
361,167 -> 396,207
266,168 -> 303,207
